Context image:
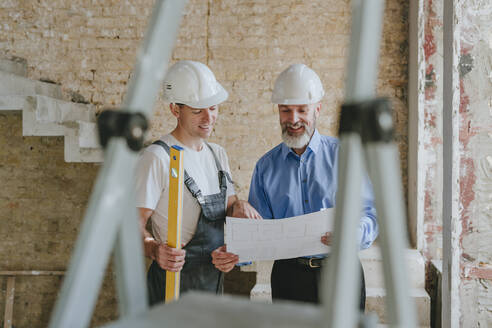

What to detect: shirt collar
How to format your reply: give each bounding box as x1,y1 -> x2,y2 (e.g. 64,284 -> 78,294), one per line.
307,129 -> 321,154
281,129 -> 321,159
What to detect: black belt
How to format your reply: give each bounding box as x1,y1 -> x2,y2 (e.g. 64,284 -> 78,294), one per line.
281,257 -> 325,268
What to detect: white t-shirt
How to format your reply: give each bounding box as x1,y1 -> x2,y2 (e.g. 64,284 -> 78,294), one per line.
135,134 -> 235,245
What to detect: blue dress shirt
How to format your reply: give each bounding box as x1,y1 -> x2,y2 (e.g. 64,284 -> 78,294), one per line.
248,129 -> 378,251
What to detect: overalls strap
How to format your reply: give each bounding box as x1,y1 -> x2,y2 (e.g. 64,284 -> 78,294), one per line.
152,140 -> 204,203
204,142 -> 233,186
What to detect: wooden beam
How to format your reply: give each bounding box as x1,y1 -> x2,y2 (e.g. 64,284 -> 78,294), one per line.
0,271 -> 65,276
3,277 -> 15,328
1,271 -> 65,327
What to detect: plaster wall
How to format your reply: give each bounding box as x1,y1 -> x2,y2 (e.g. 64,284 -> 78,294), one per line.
453,0 -> 492,325
421,0 -> 444,261
0,1 -> 409,326
408,0 -> 444,254
414,0 -> 492,325
409,0 -> 445,260
416,0 -> 492,325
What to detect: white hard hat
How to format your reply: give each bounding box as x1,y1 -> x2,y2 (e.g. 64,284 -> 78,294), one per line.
163,60 -> 228,108
271,64 -> 325,105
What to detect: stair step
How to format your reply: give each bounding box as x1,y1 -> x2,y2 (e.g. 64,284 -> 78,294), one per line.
0,57 -> 28,77
64,125 -> 104,162
0,95 -> 96,136
33,95 -> 96,125
78,121 -> 100,149
0,57 -> 103,163
243,247 -> 427,289
360,247 -> 426,289
250,285 -> 430,326
0,94 -> 103,163
247,247 -> 430,325
64,121 -> 103,162
0,71 -> 63,100
366,287 -> 430,326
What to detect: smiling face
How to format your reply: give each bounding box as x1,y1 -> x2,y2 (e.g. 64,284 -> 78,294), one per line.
278,103 -> 320,150
172,103 -> 218,140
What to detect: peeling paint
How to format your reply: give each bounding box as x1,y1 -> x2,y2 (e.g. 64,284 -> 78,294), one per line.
457,1 -> 492,324
458,154 -> 476,242
457,77 -> 477,245
486,156 -> 492,168
424,173 -> 435,248
460,2 -> 492,51
424,222 -> 443,254
424,0 -> 439,61
425,64 -> 437,100
458,53 -> 474,77
462,252 -> 476,262
420,0 -> 444,262
459,79 -> 470,115
463,264 -> 492,280
420,0 -> 492,324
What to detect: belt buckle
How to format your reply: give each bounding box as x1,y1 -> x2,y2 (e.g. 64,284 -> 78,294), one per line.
308,258 -> 320,268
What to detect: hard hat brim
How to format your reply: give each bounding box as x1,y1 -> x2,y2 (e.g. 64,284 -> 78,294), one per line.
271,93 -> 324,105
165,84 -> 229,108
186,85 -> 228,108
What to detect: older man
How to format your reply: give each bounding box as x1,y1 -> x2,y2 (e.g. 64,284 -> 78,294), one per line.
135,60 -> 260,305
248,64 -> 378,308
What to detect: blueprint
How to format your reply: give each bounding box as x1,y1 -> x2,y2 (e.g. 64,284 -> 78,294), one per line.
224,209 -> 334,262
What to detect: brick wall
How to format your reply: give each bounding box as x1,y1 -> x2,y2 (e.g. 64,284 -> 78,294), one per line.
0,1 -> 409,326
0,113 -> 108,326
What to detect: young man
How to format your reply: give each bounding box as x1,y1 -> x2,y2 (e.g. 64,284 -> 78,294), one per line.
248,64 -> 378,308
135,60 -> 259,305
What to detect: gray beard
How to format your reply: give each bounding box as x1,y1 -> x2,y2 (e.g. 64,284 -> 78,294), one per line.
281,123 -> 315,149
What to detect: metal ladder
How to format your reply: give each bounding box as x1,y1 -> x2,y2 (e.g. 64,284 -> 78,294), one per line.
47,1 -> 416,327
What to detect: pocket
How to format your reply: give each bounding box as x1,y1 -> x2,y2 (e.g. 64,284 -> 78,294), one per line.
200,203 -> 226,221
201,221 -> 224,253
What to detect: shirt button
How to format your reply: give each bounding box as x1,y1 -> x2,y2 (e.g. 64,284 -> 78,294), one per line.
302,179 -> 307,183
305,200 -> 308,203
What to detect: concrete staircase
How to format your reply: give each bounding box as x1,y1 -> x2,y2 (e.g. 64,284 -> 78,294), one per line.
0,57 -> 103,162
243,245 -> 431,327
361,246 -> 430,326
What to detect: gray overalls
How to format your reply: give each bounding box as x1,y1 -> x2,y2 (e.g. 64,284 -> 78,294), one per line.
147,140 -> 230,305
